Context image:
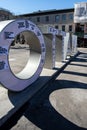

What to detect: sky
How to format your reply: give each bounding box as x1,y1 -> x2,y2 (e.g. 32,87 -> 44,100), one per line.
0,0 -> 87,15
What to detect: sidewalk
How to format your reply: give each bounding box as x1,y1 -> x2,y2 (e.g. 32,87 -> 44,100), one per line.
11,48 -> 87,130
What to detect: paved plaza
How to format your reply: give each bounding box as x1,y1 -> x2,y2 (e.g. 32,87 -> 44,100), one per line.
10,48 -> 87,130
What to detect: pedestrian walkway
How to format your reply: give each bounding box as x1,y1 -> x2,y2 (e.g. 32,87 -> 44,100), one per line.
50,48 -> 87,129
11,48 -> 87,130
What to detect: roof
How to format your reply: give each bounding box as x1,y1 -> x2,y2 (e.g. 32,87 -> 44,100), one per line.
17,8 -> 74,17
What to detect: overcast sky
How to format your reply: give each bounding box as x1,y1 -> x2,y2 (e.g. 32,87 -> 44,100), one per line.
0,0 -> 86,15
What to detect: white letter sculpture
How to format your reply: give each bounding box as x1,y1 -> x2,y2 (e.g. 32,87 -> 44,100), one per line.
0,20 -> 46,91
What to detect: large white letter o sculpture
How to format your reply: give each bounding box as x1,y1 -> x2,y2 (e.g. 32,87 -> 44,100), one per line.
0,20 -> 46,91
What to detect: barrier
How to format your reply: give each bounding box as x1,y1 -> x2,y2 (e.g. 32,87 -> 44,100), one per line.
38,25 -> 56,69
38,25 -> 67,67
72,34 -> 77,54
63,33 -> 78,61
38,25 -> 67,68
47,27 -> 66,63
43,34 -> 54,69
55,35 -> 63,62
0,20 -> 78,92
63,32 -> 71,61
0,20 -> 46,91
69,35 -> 72,55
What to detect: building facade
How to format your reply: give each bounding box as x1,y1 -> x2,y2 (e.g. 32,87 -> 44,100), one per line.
74,2 -> 87,37
74,2 -> 87,47
16,2 -> 87,47
0,8 -> 15,21
17,8 -> 75,33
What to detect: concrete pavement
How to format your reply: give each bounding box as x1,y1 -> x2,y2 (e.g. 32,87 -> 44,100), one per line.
11,48 -> 87,130
0,44 -> 67,128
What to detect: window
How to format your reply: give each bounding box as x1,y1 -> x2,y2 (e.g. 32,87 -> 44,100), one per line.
75,8 -> 79,16
75,23 -> 81,32
80,25 -> 84,32
62,25 -> 65,31
80,7 -> 86,16
55,25 -> 58,29
37,17 -> 40,22
69,25 -> 72,32
62,14 -> 66,21
75,7 -> 86,16
45,16 -> 49,22
28,17 -> 32,20
69,13 -> 73,20
55,15 -> 60,22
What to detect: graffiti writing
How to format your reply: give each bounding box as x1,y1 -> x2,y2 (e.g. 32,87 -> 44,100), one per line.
0,61 -> 5,70
4,32 -> 14,39
0,47 -> 7,54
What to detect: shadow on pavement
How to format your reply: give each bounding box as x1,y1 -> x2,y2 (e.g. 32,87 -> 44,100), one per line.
69,63 -> 87,67
62,70 -> 87,77
7,50 -> 87,130
7,76 -> 87,130
23,79 -> 87,130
